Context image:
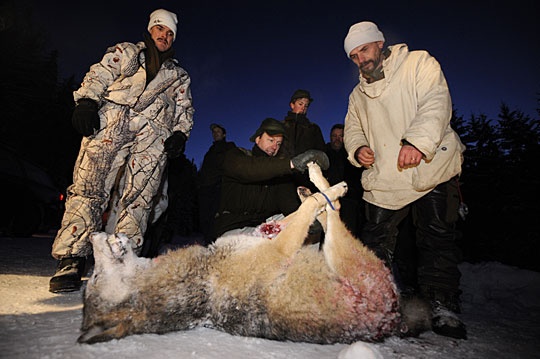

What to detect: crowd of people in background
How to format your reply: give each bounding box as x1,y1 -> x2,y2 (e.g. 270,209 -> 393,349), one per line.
47,9 -> 467,341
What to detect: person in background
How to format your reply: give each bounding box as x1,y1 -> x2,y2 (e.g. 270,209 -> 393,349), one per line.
198,123 -> 236,244
323,124 -> 364,237
279,89 -> 326,186
343,21 -> 466,339
213,118 -> 328,239
49,9 -> 194,293
279,89 -> 326,242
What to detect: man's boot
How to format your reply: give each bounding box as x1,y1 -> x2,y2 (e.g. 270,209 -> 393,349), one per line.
430,300 -> 467,339
49,257 -> 87,293
421,286 -> 467,340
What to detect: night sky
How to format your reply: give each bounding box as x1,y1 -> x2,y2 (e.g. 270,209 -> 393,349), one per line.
27,0 -> 539,168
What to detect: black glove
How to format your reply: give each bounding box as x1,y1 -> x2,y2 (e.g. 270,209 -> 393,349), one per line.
72,98 -> 100,136
164,131 -> 187,158
291,150 -> 330,173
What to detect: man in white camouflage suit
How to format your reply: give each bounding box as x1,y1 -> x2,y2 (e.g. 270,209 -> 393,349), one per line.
49,9 -> 194,293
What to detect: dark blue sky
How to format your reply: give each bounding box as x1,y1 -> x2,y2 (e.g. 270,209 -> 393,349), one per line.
29,0 -> 539,167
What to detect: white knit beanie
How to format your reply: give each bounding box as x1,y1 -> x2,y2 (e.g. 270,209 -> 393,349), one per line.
148,9 -> 178,41
344,21 -> 385,58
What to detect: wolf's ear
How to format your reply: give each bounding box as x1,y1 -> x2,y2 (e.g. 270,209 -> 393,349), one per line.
78,324 -> 125,344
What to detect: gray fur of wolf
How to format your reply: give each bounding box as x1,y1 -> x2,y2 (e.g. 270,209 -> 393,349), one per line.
78,164 -> 430,344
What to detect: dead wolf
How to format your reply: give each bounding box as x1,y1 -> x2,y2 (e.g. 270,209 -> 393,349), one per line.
78,163 -> 429,344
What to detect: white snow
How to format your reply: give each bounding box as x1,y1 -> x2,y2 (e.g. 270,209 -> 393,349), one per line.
1,233 -> 540,359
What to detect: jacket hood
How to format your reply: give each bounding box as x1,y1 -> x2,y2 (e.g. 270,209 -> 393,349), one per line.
358,43 -> 409,99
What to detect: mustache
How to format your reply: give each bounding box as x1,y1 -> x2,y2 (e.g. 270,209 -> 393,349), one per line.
359,60 -> 374,68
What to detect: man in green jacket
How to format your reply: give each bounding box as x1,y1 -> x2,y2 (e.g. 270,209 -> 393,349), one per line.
213,118 -> 329,239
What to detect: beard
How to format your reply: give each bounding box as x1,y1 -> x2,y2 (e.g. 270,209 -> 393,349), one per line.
358,46 -> 384,76
359,59 -> 376,72
360,57 -> 382,75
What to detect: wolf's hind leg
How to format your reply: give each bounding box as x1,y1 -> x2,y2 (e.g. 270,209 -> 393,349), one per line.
307,162 -> 330,191
307,162 -> 342,210
273,182 -> 347,257
323,204 -> 380,276
274,186 -> 315,228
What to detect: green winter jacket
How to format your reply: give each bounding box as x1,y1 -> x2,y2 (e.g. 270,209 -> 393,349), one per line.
213,145 -> 299,238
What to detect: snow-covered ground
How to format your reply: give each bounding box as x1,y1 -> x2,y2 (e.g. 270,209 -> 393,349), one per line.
1,233 -> 540,359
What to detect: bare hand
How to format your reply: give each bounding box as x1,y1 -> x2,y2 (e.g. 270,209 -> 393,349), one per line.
355,146 -> 375,167
398,145 -> 423,169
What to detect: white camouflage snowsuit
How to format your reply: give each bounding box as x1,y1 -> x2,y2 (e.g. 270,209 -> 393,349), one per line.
52,41 -> 194,259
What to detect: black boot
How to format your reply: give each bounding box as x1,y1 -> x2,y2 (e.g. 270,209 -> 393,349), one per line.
49,257 -> 87,293
431,300 -> 467,339
421,286 -> 467,339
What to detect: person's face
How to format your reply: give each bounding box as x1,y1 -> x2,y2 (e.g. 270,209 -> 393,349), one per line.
212,127 -> 225,142
330,128 -> 344,150
290,98 -> 310,114
149,24 -> 174,52
349,41 -> 384,76
255,132 -> 283,156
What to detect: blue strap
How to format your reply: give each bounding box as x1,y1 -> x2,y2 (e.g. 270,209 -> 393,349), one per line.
320,192 -> 335,210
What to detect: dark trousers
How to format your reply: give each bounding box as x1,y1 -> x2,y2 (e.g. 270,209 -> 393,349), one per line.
198,184 -> 221,244
339,197 -> 365,238
361,178 -> 462,299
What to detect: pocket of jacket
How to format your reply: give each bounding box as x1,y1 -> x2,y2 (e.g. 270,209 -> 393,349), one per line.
412,131 -> 465,191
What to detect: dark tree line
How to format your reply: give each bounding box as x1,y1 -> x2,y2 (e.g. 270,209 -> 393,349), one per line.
452,102 -> 540,271
1,1 -> 81,191
2,2 -> 539,270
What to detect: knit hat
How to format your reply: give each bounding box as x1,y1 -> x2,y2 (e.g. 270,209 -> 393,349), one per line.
249,118 -> 287,142
290,89 -> 313,104
148,9 -> 178,41
210,123 -> 226,135
344,21 -> 385,58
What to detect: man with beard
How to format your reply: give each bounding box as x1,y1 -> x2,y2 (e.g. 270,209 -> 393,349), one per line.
343,21 -> 467,339
49,9 -> 194,293
213,118 -> 328,239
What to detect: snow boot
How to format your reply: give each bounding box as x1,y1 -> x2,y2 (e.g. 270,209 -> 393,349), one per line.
49,257 -> 86,293
430,300 -> 467,340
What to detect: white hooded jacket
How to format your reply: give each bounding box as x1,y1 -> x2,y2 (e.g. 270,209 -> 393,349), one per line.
344,44 -> 465,210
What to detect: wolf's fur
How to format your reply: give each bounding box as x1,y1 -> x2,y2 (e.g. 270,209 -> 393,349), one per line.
79,163 -> 428,344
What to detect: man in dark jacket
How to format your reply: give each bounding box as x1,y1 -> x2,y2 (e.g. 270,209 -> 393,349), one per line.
323,124 -> 364,237
198,123 -> 236,244
213,118 -> 329,239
